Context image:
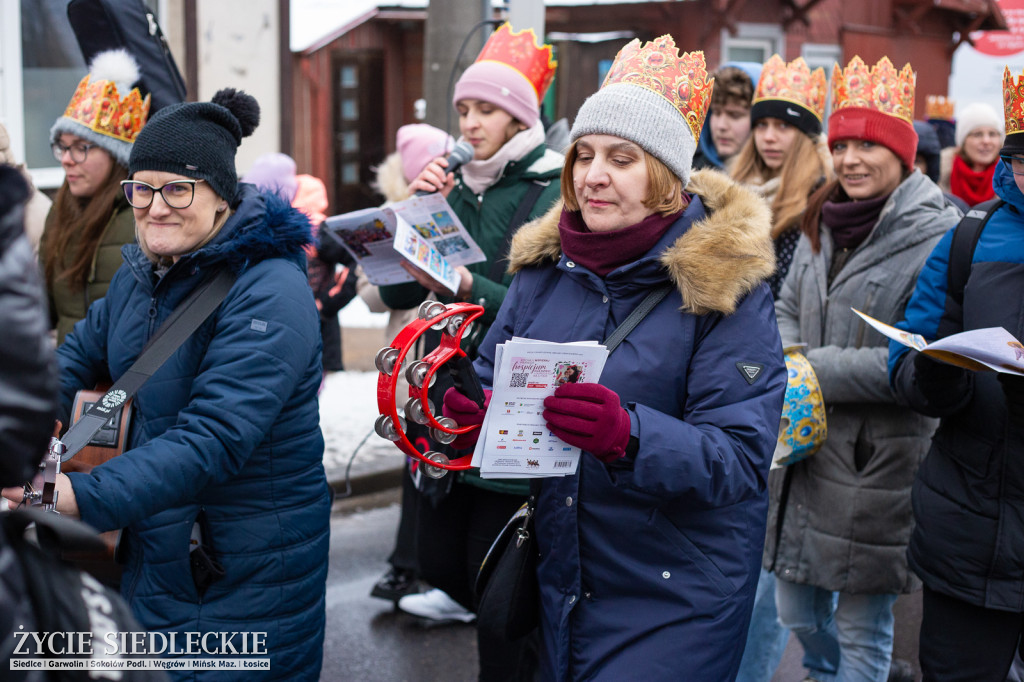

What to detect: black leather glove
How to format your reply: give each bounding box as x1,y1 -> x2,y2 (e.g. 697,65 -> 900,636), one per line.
914,351 -> 968,399
998,373 -> 1024,424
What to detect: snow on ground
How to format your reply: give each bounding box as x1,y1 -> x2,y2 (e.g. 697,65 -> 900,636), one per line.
340,297 -> 388,329
319,369 -> 404,483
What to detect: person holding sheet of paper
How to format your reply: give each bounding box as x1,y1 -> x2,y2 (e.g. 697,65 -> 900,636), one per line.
888,67 -> 1024,681
379,23 -> 564,681
767,56 -> 961,682
445,37 -> 787,680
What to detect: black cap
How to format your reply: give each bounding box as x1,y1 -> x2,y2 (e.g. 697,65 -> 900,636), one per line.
750,99 -> 822,137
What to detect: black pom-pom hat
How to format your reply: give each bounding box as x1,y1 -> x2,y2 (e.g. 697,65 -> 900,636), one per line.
128,88 -> 261,203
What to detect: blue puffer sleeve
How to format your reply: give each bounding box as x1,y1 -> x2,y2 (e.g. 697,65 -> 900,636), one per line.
68,259 -> 322,532
625,284 -> 787,504
887,228 -> 954,380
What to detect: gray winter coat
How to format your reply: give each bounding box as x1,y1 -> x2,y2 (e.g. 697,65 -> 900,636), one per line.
765,170 -> 960,594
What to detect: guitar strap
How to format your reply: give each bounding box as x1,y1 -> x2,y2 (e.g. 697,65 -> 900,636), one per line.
59,269 -> 236,461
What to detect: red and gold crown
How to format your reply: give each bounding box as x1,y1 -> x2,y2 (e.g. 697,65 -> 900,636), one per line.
63,74 -> 151,144
831,56 -> 915,123
753,55 -> 827,121
925,94 -> 956,121
476,22 -> 557,102
600,35 -> 712,143
1002,67 -> 1024,137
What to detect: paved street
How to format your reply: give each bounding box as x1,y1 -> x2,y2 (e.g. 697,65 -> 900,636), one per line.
322,492 -> 478,682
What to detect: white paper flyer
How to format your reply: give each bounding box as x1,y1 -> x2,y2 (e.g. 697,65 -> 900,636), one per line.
473,338 -> 609,478
852,308 -> 1024,375
322,193 -> 485,288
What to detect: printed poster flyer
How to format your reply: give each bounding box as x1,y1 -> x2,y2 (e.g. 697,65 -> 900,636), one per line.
852,308 -> 1024,375
322,193 -> 484,287
473,338 -> 609,478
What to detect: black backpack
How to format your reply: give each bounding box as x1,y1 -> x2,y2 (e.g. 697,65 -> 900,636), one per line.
2,509 -> 167,681
67,0 -> 187,114
938,198 -> 1004,338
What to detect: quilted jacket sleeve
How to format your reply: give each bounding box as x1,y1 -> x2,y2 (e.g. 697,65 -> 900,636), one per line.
67,259 -> 322,532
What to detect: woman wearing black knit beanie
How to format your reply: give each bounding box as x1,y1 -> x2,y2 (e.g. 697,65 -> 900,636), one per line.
3,88 -> 331,680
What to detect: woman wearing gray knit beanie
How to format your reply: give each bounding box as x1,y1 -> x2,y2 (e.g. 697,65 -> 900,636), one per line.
19,87 -> 331,680
42,48 -> 150,345
380,22 -> 564,682
440,35 -> 786,680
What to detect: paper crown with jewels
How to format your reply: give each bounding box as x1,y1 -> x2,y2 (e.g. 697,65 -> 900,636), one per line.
475,22 -> 557,103
827,56 -> 918,169
830,55 -> 916,123
50,49 -> 151,167
751,54 -> 827,135
599,35 -> 713,143
1002,67 -> 1024,141
926,94 -> 956,121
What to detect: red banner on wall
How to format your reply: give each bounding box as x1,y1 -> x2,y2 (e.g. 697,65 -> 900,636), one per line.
972,0 -> 1024,56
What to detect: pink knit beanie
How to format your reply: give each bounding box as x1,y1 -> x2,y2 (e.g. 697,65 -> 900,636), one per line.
396,124 -> 454,184
453,61 -> 541,127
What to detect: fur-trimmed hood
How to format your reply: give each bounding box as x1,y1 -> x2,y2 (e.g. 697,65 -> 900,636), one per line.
507,169 -> 775,315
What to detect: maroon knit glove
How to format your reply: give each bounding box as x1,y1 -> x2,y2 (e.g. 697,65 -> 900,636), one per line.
442,386 -> 492,450
543,383 -> 631,463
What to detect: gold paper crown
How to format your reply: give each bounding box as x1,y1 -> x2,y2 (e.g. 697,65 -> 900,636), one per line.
1003,67 -> 1024,137
63,74 -> 151,143
753,55 -> 827,122
925,95 -> 955,121
476,22 -> 557,102
600,35 -> 713,143
831,56 -> 915,124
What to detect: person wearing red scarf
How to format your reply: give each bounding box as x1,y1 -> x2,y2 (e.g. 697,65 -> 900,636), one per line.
949,102 -> 1004,206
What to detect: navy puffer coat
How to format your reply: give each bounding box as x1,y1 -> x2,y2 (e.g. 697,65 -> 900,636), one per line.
59,184 -> 330,681
475,170 -> 786,681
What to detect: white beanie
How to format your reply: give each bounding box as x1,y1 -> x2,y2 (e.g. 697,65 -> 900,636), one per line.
955,102 -> 1004,148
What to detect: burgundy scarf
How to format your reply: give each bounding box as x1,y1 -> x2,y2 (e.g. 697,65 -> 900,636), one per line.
950,154 -> 997,207
558,207 -> 683,276
821,192 -> 890,251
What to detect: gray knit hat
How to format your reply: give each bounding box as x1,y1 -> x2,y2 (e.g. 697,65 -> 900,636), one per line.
569,37 -> 710,187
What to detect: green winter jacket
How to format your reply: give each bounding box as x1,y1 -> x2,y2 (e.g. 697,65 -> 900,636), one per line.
42,197 -> 136,345
381,142 -> 563,494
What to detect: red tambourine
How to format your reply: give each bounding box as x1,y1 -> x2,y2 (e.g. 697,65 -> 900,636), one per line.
374,300 -> 485,479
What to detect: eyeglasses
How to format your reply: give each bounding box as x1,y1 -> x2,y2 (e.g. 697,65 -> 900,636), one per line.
52,142 -> 98,164
1001,155 -> 1024,176
121,179 -> 206,209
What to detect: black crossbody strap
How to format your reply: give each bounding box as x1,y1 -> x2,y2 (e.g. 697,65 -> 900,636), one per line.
487,180 -> 549,282
60,269 -> 236,461
602,285 -> 673,354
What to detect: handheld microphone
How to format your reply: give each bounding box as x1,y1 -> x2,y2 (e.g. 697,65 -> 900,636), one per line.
414,140 -> 474,196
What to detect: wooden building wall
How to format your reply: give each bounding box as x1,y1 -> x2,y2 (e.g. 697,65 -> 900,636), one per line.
292,14 -> 424,213
290,1 -> 1000,212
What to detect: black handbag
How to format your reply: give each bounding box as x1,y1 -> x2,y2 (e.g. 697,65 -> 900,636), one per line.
474,284 -> 673,642
475,486 -> 539,642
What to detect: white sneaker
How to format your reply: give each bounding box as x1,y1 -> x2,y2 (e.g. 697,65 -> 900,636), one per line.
397,588 -> 475,623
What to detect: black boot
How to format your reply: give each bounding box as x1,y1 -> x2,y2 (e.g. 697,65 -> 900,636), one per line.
370,566 -> 419,602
